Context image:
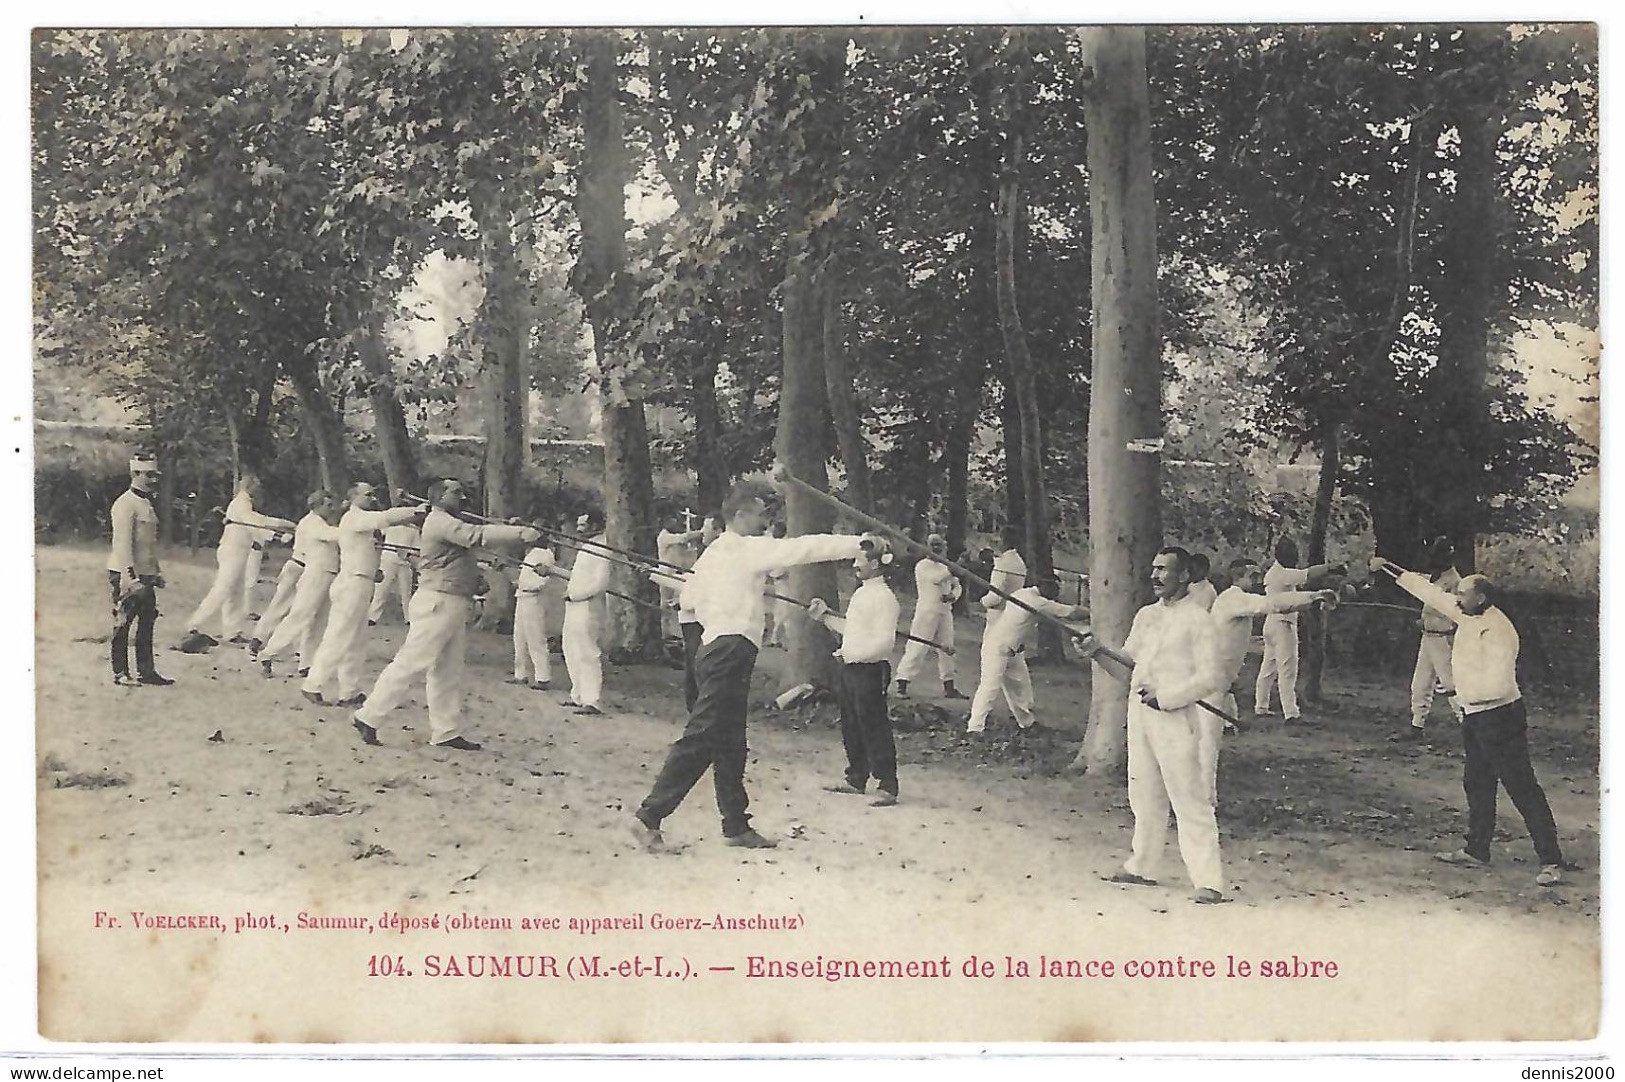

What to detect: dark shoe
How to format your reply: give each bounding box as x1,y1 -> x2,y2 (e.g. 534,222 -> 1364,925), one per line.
1536,865 -> 1564,887
247,638 -> 264,656
260,660 -> 273,678
529,681 -> 551,691
1194,888 -> 1232,905
228,634 -> 249,645
629,816 -> 665,853
560,698 -> 579,708
297,667 -> 310,678
137,673 -> 175,686
112,672 -> 136,687
942,683 -> 967,700
573,705 -> 603,716
433,736 -> 483,752
505,677 -> 528,685
352,718 -> 382,746
1436,848 -> 1490,868
1392,727 -> 1427,743
1107,871 -> 1159,887
723,829 -> 778,849
334,693 -> 367,708
301,689 -> 326,705
869,791 -> 899,807
822,781 -> 865,795
367,620 -> 378,627
894,680 -> 910,699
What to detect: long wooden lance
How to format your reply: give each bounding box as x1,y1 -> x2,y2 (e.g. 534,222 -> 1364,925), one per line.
770,465 -> 1242,728
403,495 -> 693,574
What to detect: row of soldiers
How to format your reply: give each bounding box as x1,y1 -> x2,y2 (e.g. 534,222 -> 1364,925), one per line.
106,456 -> 1568,893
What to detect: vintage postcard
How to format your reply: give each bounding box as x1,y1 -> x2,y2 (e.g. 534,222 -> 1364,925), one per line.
29,20 -> 1600,1047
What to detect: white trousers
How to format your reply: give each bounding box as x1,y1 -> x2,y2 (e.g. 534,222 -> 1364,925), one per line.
1254,618 -> 1301,718
357,589 -> 471,745
302,574 -> 375,701
186,541 -> 254,639
1124,701 -> 1225,892
253,560 -> 303,645
242,544 -> 265,616
562,600 -> 602,706
260,569 -> 334,665
895,606 -> 956,686
1410,633 -> 1458,725
967,638 -> 1034,732
513,594 -> 552,683
368,557 -> 414,624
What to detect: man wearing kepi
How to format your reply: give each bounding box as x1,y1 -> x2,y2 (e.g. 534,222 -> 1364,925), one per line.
1372,556 -> 1565,886
301,482 -> 425,707
107,455 -> 172,687
184,473 -> 297,647
809,548 -> 903,806
631,481 -> 876,851
893,533 -> 965,700
353,479 -> 540,752
1081,547 -> 1228,904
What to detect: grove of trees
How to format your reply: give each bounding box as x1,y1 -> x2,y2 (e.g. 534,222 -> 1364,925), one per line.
33,25 -> 1598,770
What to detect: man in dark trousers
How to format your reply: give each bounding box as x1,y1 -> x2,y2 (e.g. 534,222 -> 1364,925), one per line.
1372,556 -> 1566,887
631,481 -> 876,851
810,549 -> 903,806
107,455 -> 172,687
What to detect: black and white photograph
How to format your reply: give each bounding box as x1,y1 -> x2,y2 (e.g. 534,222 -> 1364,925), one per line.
25,17 -> 1602,1051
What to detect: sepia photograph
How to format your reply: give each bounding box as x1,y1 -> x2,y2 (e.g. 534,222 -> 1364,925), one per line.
27,18 -> 1601,1048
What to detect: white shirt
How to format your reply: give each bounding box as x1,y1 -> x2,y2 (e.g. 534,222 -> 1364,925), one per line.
336,506 -> 419,579
982,548 -> 1028,612
221,491 -> 288,552
822,578 -> 901,664
913,557 -> 961,612
299,515 -> 342,575
689,531 -> 864,646
565,538 -> 612,603
1210,585 -> 1318,687
1262,562 -> 1312,628
516,547 -> 557,595
1122,593 -> 1223,713
657,528 -> 697,570
1396,573 -> 1521,713
1188,578 -> 1218,611
1421,567 -> 1462,634
985,586 -> 1076,650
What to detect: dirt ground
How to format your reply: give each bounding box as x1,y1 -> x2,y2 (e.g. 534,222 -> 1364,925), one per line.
34,543 -> 1601,1044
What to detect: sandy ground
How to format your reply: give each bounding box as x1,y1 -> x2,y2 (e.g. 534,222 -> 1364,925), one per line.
35,544 -> 1600,1044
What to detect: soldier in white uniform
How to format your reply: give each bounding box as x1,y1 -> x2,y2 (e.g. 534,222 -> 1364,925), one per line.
300,483 -> 425,706
893,533 -> 965,699
368,504 -> 421,626
966,577 -> 1086,734
561,512 -> 612,715
1401,539 -> 1464,742
511,543 -> 558,689
258,493 -> 344,676
1253,537 -> 1342,723
1082,547 -> 1229,904
107,455 -> 170,686
982,526 -> 1028,629
184,474 -> 297,645
353,479 -> 539,752
250,490 -> 331,654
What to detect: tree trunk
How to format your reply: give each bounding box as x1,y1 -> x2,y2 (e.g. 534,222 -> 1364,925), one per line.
476,213 -> 529,520
1433,100 -> 1498,574
283,352 -> 349,492
1075,27 -> 1162,775
576,30 -> 661,659
357,311 -> 421,500
820,263 -> 873,514
1302,423 -> 1340,702
998,373 -> 1026,536
778,249 -> 842,693
691,358 -> 730,514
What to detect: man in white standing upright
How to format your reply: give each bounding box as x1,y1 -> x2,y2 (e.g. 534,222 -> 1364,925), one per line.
184,474 -> 297,647
353,479 -> 540,752
300,482 -> 425,707
966,576 -> 1086,735
562,511 -> 612,716
511,540 -> 557,690
1080,547 -> 1229,904
107,455 -> 171,687
250,490 -> 330,654
258,492 -> 343,678
893,533 -> 965,700
1207,557 -> 1336,801
981,525 -> 1028,630
1399,538 -> 1464,743
1254,536 -> 1342,724
369,494 -> 421,627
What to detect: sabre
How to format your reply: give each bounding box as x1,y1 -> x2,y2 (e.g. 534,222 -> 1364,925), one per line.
769,465 -> 1240,729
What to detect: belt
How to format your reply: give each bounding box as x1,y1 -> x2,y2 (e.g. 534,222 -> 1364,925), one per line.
289,557 -> 306,568
1422,630 -> 1455,637
516,589 -> 545,597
